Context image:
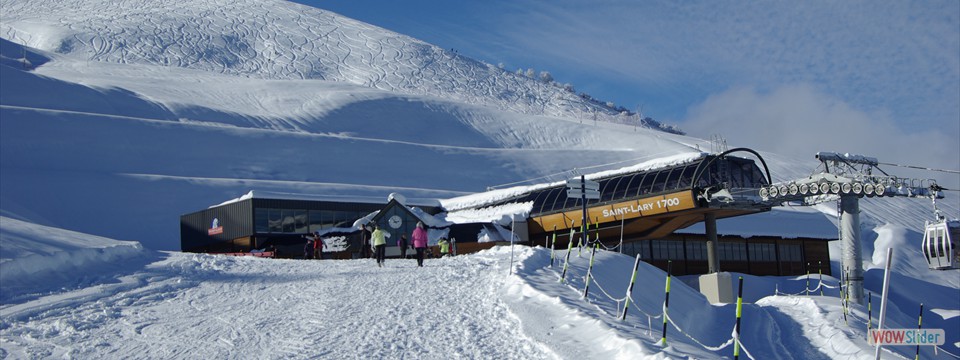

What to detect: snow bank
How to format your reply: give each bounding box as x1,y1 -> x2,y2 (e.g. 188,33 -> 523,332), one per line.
0,216 -> 148,302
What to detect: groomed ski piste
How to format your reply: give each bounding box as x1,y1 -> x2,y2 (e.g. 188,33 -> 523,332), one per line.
1,0 -> 958,358
2,215 -> 959,359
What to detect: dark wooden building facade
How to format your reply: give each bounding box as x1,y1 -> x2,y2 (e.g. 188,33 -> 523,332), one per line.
181,150 -> 836,276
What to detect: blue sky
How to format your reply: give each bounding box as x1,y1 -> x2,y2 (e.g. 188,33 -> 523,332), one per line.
297,0 -> 959,185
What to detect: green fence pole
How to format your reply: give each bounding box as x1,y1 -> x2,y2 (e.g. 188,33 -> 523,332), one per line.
867,291 -> 872,340
661,260 -> 673,346
578,213 -> 586,257
840,266 -> 846,302
734,276 -> 744,360
548,235 -> 553,266
819,261 -> 824,296
582,243 -> 598,298
916,303 -> 924,360
580,175 -> 588,253
843,267 -> 848,326
593,217 -> 600,246
620,254 -> 642,321
578,219 -> 585,257
550,225 -> 557,267
805,263 -> 810,296
559,228 -> 576,283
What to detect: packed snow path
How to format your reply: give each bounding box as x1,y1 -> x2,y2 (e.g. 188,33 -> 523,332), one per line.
2,241 -> 956,359
0,250 -> 551,359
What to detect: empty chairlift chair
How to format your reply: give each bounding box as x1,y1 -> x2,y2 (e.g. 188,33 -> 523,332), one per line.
922,218 -> 959,270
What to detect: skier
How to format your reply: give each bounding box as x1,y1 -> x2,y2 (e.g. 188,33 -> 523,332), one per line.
312,232 -> 326,259
411,221 -> 428,267
438,238 -> 450,257
303,236 -> 313,260
398,234 -> 409,259
371,223 -> 388,267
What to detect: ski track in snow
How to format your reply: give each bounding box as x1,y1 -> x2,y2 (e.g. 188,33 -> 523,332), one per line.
0,104 -> 620,154
0,250 -> 552,359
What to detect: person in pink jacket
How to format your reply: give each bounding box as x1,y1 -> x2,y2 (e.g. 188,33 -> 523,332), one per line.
411,221 -> 428,267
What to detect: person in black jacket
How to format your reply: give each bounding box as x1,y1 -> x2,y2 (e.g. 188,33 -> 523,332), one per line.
398,234 -> 409,259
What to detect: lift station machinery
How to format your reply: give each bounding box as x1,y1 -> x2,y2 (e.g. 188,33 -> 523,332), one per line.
758,152 -> 955,305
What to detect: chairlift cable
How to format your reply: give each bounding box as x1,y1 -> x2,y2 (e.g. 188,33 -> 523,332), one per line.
877,162 -> 960,174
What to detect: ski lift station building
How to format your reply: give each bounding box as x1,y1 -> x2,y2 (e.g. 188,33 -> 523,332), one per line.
180,150 -> 838,276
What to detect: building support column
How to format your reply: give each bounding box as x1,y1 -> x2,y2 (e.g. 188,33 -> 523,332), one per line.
705,212 -> 719,273
841,195 -> 864,305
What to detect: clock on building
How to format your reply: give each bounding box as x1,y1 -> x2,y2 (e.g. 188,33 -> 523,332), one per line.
388,215 -> 403,229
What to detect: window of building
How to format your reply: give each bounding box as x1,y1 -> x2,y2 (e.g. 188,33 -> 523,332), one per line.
779,243 -> 803,262
268,209 -> 283,233
293,210 -> 308,233
600,180 -> 615,202
719,242 -> 746,261
686,241 -> 707,261
622,241 -> 651,260
281,210 -> 298,232
257,208 -> 330,234
308,210 -> 324,232
327,210 -> 355,228
660,167 -> 682,193
748,243 -> 777,262
255,208 -> 269,233
651,239 -> 683,260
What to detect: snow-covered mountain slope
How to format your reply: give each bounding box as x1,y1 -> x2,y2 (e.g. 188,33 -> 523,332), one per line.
0,1 -> 960,272
0,0 -> 954,267
0,36 -> 705,251
0,0 -> 670,129
0,1 -> 957,358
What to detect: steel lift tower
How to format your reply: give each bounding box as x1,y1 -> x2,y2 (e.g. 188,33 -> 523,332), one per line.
759,152 -> 945,305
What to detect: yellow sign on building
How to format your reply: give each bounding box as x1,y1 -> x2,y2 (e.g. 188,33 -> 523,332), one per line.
532,190 -> 698,230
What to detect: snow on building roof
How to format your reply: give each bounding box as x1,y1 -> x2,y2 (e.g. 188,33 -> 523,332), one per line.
211,190 -> 443,209
439,152 -> 707,212
442,202 -> 534,226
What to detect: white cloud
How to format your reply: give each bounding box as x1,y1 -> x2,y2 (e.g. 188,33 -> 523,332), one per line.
679,84 -> 960,188
472,1 -> 959,144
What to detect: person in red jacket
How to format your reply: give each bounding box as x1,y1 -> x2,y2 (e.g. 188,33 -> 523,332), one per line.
411,221 -> 428,267
312,232 -> 325,259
